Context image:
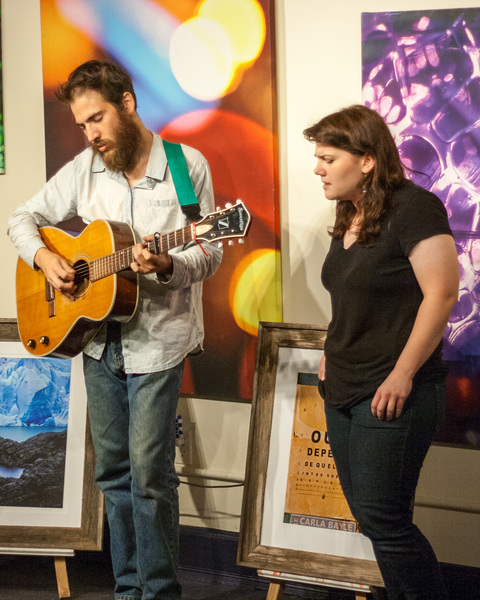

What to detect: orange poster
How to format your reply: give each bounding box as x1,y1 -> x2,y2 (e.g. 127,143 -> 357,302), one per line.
284,373 -> 357,532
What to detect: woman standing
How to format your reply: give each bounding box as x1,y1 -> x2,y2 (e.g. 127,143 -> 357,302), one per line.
304,105 -> 459,599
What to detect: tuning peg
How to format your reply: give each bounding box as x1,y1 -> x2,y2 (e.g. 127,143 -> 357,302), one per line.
238,239 -> 245,244
228,240 -> 234,246
225,202 -> 232,208
216,206 -> 221,211
217,242 -> 223,248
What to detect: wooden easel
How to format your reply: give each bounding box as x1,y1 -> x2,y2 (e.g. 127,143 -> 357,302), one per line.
258,569 -> 375,600
266,581 -> 285,600
54,556 -> 71,598
0,548 -> 73,599
266,580 -> 369,599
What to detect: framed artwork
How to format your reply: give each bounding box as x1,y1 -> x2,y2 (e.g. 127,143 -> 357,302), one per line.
39,0 -> 281,401
237,322 -> 383,588
362,8 -> 480,448
0,320 -> 103,550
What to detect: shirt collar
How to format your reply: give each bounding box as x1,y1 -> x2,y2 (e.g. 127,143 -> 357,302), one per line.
145,134 -> 168,182
92,151 -> 105,173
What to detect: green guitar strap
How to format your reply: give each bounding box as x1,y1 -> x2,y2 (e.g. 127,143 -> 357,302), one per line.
163,139 -> 201,221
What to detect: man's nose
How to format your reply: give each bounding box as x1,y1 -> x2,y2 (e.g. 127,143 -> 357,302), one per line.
85,124 -> 100,144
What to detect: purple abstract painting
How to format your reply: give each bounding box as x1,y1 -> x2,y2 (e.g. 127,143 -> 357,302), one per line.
362,9 -> 480,447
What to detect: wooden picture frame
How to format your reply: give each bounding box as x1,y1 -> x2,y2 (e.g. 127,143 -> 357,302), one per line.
0,319 -> 103,550
237,322 -> 383,587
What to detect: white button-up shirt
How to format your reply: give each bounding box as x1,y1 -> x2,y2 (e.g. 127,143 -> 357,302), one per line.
8,134 -> 223,373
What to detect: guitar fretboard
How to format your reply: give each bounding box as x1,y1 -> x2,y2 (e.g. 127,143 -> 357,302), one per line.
89,224 -> 195,281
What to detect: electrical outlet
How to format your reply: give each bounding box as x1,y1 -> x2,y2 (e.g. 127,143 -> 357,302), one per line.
175,414 -> 184,448
177,419 -> 196,466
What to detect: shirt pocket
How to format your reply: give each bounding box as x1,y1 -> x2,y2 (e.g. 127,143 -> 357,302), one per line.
147,198 -> 182,232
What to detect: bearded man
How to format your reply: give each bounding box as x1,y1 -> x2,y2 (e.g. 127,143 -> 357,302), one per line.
8,60 -> 222,600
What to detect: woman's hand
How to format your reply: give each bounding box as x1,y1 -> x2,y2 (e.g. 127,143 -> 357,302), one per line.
371,369 -> 413,420
318,353 -> 326,381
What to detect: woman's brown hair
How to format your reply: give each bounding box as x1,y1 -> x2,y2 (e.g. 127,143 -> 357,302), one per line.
303,105 -> 406,245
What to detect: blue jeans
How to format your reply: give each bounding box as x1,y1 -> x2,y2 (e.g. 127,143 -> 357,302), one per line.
324,379 -> 448,600
83,337 -> 184,600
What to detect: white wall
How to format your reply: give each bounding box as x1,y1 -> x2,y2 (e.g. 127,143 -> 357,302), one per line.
1,0 -> 46,319
1,0 -> 479,569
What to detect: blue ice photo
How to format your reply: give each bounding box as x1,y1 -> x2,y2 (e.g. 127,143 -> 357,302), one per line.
0,355 -> 71,507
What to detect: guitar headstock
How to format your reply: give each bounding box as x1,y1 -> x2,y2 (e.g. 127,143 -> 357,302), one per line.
195,200 -> 252,245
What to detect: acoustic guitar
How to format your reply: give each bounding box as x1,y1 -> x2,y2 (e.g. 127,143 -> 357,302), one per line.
16,201 -> 251,358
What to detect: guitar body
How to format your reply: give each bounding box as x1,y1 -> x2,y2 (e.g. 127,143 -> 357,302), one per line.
15,201 -> 252,358
16,220 -> 139,358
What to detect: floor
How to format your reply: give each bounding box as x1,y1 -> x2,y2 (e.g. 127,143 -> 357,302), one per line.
0,551 -> 345,600
0,546 -> 479,599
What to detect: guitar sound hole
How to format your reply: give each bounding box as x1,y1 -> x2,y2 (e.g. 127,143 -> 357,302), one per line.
73,259 -> 90,297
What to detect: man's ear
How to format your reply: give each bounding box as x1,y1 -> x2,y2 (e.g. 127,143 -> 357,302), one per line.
122,91 -> 136,114
362,153 -> 376,174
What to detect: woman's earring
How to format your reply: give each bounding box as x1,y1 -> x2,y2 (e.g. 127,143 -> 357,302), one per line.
361,172 -> 367,194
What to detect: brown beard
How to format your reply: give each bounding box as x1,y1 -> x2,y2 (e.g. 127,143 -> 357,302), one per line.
93,110 -> 142,173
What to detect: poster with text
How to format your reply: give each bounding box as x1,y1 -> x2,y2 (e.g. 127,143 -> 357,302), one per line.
284,373 -> 357,533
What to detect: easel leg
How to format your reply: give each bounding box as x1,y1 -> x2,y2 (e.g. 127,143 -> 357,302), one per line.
355,593 -> 368,600
54,556 -> 71,598
266,580 -> 285,600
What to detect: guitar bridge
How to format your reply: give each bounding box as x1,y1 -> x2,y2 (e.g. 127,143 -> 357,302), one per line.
45,279 -> 56,318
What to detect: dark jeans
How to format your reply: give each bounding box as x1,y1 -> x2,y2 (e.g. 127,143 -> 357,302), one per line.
84,337 -> 184,600
324,378 -> 449,600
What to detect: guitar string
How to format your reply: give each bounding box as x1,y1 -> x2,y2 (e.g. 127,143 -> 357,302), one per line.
70,209 -> 248,280
70,213 -> 239,280
70,228 -> 196,281
70,216 -> 236,280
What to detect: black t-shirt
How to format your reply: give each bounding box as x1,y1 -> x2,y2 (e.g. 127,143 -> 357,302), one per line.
320,180 -> 453,408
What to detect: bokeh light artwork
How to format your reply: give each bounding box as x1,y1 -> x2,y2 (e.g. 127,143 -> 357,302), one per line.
40,0 -> 280,400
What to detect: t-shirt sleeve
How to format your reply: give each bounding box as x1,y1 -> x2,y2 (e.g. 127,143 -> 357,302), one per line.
396,186 -> 453,257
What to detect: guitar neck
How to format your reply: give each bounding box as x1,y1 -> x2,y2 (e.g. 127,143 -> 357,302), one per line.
88,201 -> 251,281
90,224 -> 194,281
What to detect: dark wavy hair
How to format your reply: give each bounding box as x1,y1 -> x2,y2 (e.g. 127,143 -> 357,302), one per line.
56,60 -> 137,110
303,105 -> 406,246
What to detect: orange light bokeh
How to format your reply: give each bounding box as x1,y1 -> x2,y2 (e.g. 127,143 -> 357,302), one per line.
40,0 -> 95,90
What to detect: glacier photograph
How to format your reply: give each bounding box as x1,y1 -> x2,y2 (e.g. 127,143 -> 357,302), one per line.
0,356 -> 71,508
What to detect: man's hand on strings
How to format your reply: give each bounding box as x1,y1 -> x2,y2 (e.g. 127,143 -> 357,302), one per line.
131,235 -> 174,276
34,247 -> 77,301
